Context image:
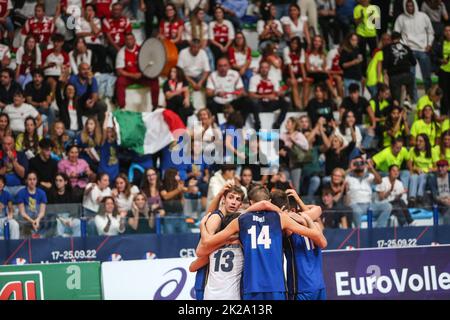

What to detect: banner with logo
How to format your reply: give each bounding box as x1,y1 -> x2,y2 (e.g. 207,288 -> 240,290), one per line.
323,245 -> 450,300
0,262 -> 102,300
101,258 -> 196,300
1,226 -> 450,264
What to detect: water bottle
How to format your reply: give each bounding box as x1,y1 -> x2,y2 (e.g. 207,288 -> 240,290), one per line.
80,212 -> 87,238
367,208 -> 373,229
3,219 -> 10,240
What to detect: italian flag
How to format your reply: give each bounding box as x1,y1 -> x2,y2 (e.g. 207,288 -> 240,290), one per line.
112,108 -> 186,155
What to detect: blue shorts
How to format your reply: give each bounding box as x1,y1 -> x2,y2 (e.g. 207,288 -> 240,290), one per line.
243,292 -> 287,300
294,289 -> 327,301
195,290 -> 204,301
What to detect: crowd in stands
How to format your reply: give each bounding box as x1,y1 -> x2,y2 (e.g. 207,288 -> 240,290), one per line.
0,0 -> 450,240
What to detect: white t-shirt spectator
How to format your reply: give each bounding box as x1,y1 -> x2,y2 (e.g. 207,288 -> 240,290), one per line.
334,126 -> 362,149
206,69 -> 243,104
177,47 -> 211,78
76,17 -> 104,45
375,177 -> 408,203
249,73 -> 280,102
69,49 -> 93,75
95,213 -> 123,236
346,172 -> 374,205
82,183 -> 112,213
42,49 -> 70,77
114,185 -> 140,213
280,16 -> 308,39
4,103 -> 39,133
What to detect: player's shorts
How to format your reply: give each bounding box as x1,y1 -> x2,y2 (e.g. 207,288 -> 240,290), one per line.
294,288 -> 326,301
242,292 -> 287,300
195,290 -> 204,300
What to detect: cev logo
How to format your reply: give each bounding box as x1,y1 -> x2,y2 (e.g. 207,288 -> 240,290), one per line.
66,5 -> 82,31
0,271 -> 44,300
179,248 -> 196,257
366,5 -> 381,31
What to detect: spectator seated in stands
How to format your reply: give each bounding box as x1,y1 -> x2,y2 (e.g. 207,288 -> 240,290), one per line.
319,187 -> 351,229
20,3 -> 55,51
48,173 -> 78,204
407,134 -> 436,207
42,33 -> 70,98
15,116 -> 42,158
126,192 -> 156,234
249,60 -> 288,129
371,137 -> 411,189
58,144 -> 94,199
95,196 -> 126,236
163,67 -> 194,126
16,171 -> 48,238
0,113 -> 12,145
15,35 -> 42,90
111,173 -> 140,216
177,38 -> 211,93
206,56 -> 259,129
428,159 -> 450,225
376,164 -> 414,227
4,90 -> 42,137
66,63 -> 107,125
434,130 -> 450,164
0,135 -> 27,197
381,105 -> 410,148
115,32 -> 160,109
410,105 -> 441,147
257,2 -> 283,52
74,117 -> 102,172
24,69 -> 54,134
209,5 -> 235,64
0,68 -> 21,111
345,156 -> 392,228
29,138 -> 58,195
160,168 -> 190,234
0,175 -> 20,239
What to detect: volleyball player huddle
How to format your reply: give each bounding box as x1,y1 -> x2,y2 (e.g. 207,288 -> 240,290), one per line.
190,183 -> 327,301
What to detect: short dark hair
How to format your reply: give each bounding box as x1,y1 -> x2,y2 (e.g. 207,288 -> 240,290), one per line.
32,68 -> 44,78
388,164 -> 399,172
13,89 -> 24,97
39,138 -> 54,150
349,83 -> 360,94
270,189 -> 289,210
391,31 -> 402,41
1,68 -> 14,79
322,187 -> 333,196
221,164 -> 237,173
51,33 -> 65,43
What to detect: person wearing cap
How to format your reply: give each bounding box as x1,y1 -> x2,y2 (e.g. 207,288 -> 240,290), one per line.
428,159 -> 450,225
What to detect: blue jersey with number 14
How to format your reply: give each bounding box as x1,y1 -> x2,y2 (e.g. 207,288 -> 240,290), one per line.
238,210 -> 285,294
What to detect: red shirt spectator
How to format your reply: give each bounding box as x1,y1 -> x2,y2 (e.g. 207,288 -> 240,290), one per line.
116,43 -> 140,74
228,46 -> 251,68
42,48 -> 70,77
0,0 -> 12,18
21,5 -> 55,47
102,15 -> 131,48
159,19 -> 184,42
94,0 -> 117,19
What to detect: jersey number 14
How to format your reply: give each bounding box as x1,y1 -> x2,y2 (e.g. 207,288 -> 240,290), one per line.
248,225 -> 272,249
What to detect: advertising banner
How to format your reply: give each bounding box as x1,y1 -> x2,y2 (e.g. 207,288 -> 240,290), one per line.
101,258 -> 196,300
0,262 -> 102,300
101,246 -> 450,300
1,226 -> 450,264
323,245 -> 450,300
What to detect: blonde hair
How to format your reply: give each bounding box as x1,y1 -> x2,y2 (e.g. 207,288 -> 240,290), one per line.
81,117 -> 102,147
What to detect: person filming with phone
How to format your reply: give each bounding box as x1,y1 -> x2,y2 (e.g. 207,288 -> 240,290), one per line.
345,156 -> 392,228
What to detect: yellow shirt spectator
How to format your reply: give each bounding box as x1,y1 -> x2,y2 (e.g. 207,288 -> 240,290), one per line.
408,148 -> 435,173
354,4 -> 378,38
372,146 -> 409,172
410,119 -> 440,146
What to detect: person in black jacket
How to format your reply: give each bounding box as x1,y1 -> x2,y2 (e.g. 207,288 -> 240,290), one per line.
382,31 -> 417,103
29,139 -> 58,196
55,79 -> 84,137
0,68 -> 21,110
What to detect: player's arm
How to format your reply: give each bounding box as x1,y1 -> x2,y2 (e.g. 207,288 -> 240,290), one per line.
197,218 -> 239,256
286,189 -> 322,220
189,256 -> 210,272
207,182 -> 232,213
195,212 -> 223,257
245,200 -> 282,214
281,213 -> 327,249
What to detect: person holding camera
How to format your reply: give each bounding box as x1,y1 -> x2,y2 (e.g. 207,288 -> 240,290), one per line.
345,156 -> 392,228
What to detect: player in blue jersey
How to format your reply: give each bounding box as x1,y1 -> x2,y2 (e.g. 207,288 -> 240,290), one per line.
198,186 -> 327,300
272,189 -> 327,300
192,183 -> 244,300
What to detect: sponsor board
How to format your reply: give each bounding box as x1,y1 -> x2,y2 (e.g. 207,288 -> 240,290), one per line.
0,262 -> 102,300
324,245 -> 450,299
101,258 -> 196,300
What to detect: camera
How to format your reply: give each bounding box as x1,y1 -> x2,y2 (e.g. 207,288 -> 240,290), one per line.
354,160 -> 366,167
